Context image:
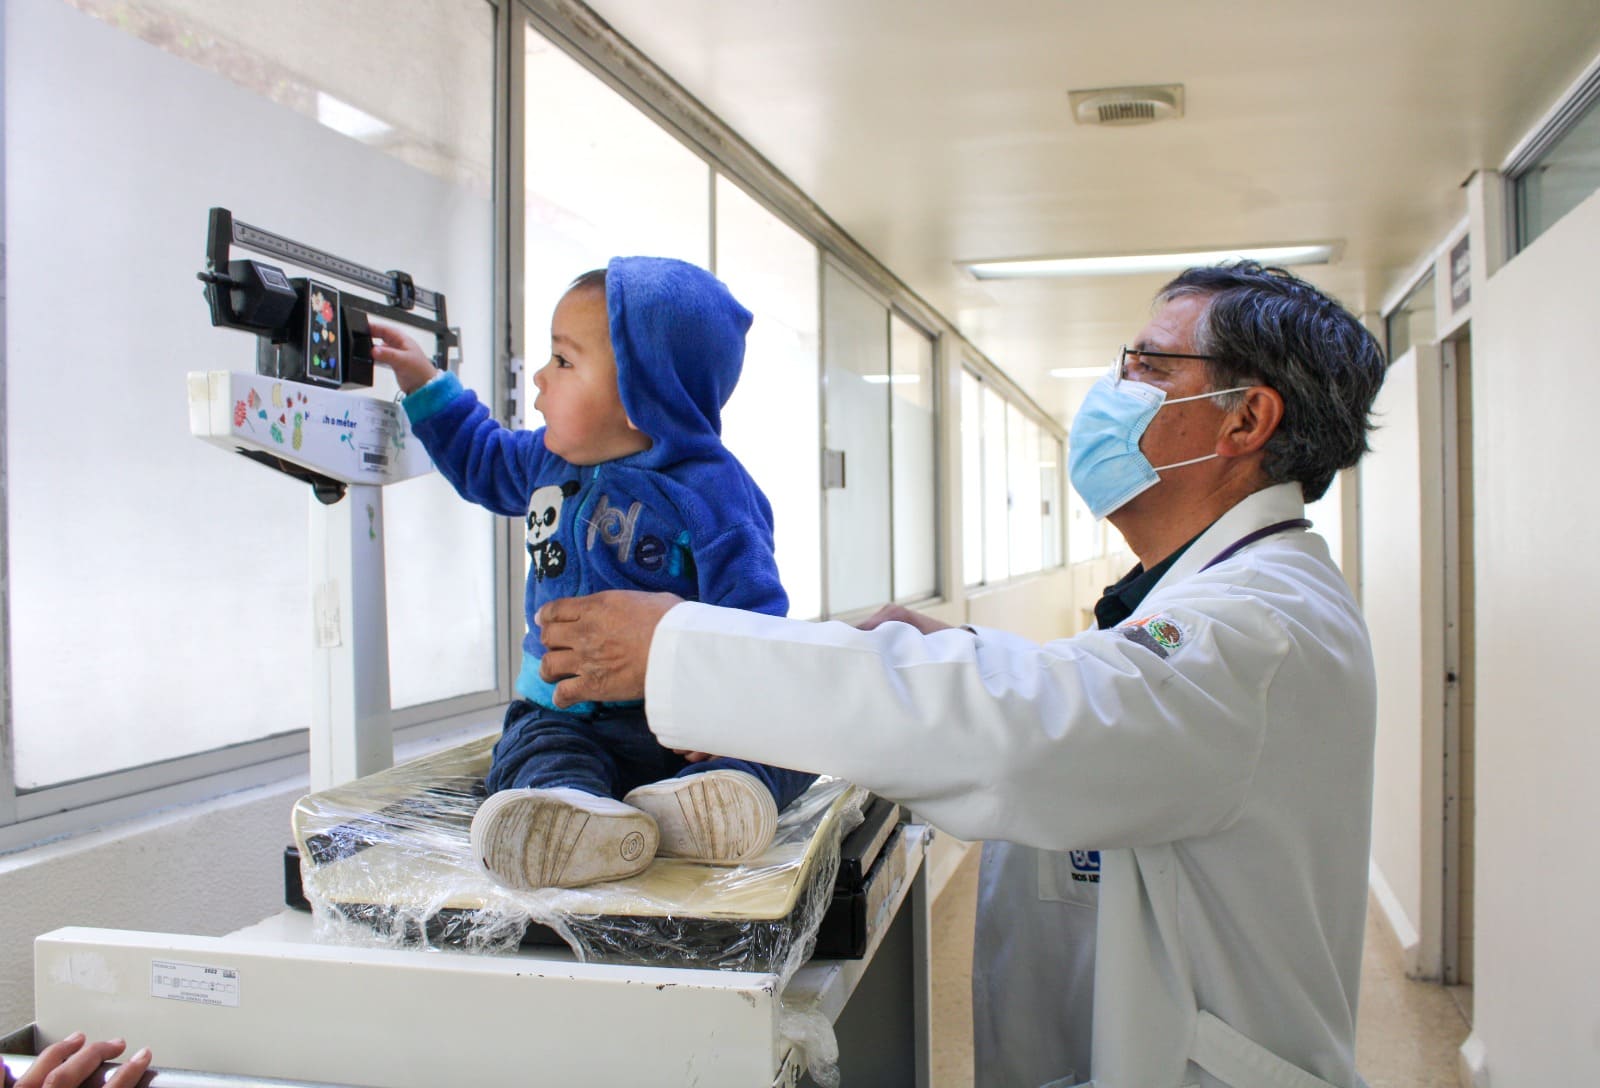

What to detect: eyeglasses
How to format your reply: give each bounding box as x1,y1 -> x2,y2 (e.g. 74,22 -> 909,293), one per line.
1115,345 -> 1220,383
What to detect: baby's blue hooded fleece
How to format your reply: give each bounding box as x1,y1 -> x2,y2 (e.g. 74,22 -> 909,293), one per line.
402,257 -> 785,711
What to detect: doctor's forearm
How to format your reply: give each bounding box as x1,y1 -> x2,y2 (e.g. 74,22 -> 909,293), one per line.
646,605 -> 1040,840
644,603 -> 1263,850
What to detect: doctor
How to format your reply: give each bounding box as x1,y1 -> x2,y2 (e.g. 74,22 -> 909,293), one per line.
537,261 -> 1387,1088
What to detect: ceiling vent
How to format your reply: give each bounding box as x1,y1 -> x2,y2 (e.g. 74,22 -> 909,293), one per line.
1068,84 -> 1185,127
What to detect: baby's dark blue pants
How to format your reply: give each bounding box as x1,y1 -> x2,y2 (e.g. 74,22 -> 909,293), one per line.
485,699 -> 817,812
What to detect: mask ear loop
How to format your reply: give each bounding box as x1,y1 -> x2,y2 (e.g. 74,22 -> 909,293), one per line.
1147,385 -> 1256,473
1151,451 -> 1219,472
1160,384 -> 1253,406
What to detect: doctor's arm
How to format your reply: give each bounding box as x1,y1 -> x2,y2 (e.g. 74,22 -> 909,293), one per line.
537,592 -> 1275,850
535,595 -> 957,703
641,600 -> 1277,851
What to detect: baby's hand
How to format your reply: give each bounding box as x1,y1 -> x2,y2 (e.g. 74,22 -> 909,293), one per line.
368,319 -> 440,394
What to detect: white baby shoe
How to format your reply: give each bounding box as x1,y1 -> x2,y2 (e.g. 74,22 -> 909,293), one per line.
470,787 -> 658,890
624,769 -> 778,865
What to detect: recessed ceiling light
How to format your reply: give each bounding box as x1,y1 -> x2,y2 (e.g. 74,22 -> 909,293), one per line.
960,243 -> 1340,280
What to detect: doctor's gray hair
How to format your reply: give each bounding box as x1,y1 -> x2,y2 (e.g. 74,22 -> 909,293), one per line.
1157,262 -> 1386,502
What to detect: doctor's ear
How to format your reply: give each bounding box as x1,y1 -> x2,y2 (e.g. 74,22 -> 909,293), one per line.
1217,386 -> 1284,459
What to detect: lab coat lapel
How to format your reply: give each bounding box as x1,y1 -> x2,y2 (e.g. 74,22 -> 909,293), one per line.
1147,483 -> 1307,601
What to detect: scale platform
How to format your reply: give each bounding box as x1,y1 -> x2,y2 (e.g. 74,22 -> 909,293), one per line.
28,826 -> 931,1087
286,736 -> 903,970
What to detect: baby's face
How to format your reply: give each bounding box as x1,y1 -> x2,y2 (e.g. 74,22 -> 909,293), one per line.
534,286 -> 650,465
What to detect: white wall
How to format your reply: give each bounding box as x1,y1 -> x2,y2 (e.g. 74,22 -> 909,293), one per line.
0,714 -> 499,1034
966,566 -> 1074,644
0,784 -> 295,1032
1465,186 -> 1600,1085
4,0 -> 497,789
1360,344 -> 1447,978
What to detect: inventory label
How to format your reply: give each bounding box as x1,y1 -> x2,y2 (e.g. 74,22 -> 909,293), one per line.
150,959 -> 240,1007
355,397 -> 397,474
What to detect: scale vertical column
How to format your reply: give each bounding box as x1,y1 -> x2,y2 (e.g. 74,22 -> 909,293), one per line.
308,483 -> 393,791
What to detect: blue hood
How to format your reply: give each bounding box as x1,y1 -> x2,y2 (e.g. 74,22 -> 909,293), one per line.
606,257 -> 753,469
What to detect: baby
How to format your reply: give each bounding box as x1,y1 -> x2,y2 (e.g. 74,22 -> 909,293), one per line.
371,258 -> 815,889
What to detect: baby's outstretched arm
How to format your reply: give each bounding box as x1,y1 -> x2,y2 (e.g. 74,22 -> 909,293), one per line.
369,319 -> 440,393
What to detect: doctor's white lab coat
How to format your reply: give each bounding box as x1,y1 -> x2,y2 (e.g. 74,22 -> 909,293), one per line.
645,482 -> 1376,1088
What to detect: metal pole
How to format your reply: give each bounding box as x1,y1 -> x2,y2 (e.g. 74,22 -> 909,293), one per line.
308,484 -> 393,791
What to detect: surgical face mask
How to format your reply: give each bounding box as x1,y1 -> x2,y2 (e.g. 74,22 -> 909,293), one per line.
1067,369 -> 1251,519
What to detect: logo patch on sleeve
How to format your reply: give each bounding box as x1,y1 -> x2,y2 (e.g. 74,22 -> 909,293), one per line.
1119,613 -> 1186,659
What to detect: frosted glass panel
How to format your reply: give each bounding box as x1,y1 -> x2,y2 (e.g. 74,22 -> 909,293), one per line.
961,371 -> 985,586
1008,407 -> 1043,576
890,316 -> 937,602
982,386 -> 1009,584
823,265 -> 890,615
716,179 -> 822,619
6,0 -> 495,786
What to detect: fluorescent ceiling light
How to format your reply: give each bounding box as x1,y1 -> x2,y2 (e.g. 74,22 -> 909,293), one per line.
317,91 -> 393,142
961,243 -> 1338,280
1048,366 -> 1110,380
862,374 -> 921,384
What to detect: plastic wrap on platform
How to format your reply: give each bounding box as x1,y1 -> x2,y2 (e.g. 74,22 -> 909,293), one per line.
292,735 -> 866,986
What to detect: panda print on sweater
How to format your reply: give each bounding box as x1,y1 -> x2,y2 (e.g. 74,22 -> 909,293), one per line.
526,479 -> 579,582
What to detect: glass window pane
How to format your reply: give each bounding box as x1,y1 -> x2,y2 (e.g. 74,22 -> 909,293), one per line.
6,0 -> 496,786
1515,93 -> 1600,251
522,20 -> 710,360
961,371 -> 985,587
1040,430 -> 1062,568
1008,406 -> 1043,576
1067,482 -> 1098,564
716,178 -> 822,619
890,315 -> 937,602
822,264 -> 891,614
519,18 -> 714,622
982,385 -> 1010,584
1385,270 -> 1434,363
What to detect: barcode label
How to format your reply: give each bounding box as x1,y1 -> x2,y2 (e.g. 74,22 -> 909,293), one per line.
362,451 -> 389,466
151,959 -> 241,1008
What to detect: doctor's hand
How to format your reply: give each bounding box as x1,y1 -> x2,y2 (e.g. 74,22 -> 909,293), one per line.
537,591 -> 684,707
856,603 -> 955,636
368,319 -> 441,394
5,1033 -> 153,1088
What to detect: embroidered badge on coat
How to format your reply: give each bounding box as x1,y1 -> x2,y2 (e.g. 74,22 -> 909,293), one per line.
1119,613 -> 1186,659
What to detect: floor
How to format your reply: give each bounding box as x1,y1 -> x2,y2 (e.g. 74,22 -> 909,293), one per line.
928,847 -> 1473,1088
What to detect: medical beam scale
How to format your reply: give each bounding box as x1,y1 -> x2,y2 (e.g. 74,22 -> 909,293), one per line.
188,208 -> 456,789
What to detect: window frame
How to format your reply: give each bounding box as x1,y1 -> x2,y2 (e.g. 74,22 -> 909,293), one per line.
1383,267 -> 1436,365
887,304 -> 942,607
2,0 -> 1073,844
0,0 -> 520,847
1503,55 -> 1600,256
961,361 -> 1067,590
